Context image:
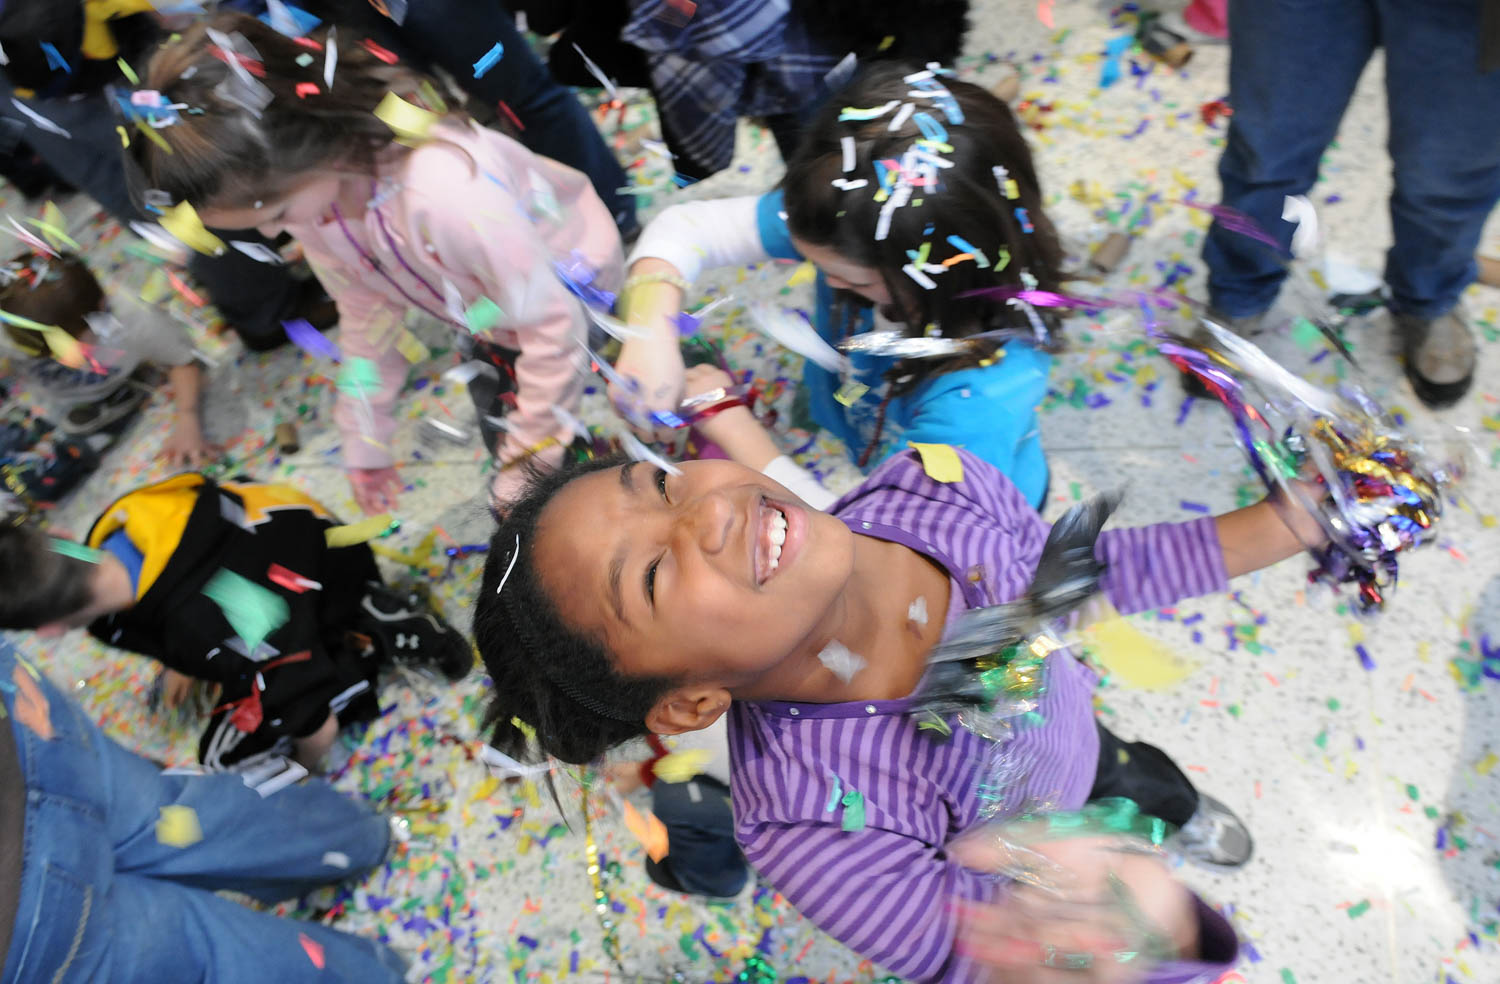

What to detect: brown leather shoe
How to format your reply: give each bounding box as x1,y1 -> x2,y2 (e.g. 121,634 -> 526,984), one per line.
1398,310 -> 1476,409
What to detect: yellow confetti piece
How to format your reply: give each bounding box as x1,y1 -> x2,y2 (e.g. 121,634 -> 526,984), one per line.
1081,617 -> 1198,691
159,202 -> 225,256
133,117 -> 173,155
1347,622 -> 1365,644
41,325 -> 87,369
785,261 -> 818,289
156,805 -> 203,847
141,268 -> 172,304
1477,752 -> 1498,776
116,124 -> 129,148
325,514 -> 396,547
653,748 -> 712,784
620,799 -> 670,862
29,201 -> 79,251
395,329 -> 431,364
374,91 -> 439,143
471,776 -> 501,802
908,442 -> 964,483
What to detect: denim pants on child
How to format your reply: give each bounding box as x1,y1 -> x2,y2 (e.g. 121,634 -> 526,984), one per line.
0,640 -> 406,984
1204,0 -> 1500,319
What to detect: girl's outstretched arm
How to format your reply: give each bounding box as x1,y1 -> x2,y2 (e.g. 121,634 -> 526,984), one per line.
1214,482 -> 1329,579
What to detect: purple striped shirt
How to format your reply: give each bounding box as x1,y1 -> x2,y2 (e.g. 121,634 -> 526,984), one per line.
728,449 -> 1237,982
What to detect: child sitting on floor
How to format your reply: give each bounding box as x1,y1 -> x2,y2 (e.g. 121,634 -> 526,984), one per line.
0,473 -> 471,770
614,63 -> 1059,509
471,448 -> 1328,982
0,250 -> 212,467
132,11 -> 624,513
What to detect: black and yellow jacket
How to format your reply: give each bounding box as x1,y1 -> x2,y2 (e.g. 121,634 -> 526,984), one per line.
83,474 -> 379,719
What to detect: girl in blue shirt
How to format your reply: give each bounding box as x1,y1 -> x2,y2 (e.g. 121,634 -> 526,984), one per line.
615,62 -> 1065,508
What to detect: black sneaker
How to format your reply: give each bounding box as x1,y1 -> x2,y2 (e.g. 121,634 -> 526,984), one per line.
1169,793 -> 1254,868
358,583 -> 473,681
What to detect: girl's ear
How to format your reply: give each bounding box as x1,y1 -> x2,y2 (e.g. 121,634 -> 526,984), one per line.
645,686 -> 732,736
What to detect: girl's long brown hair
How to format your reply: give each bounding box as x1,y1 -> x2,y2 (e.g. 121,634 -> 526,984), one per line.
129,10 -> 451,210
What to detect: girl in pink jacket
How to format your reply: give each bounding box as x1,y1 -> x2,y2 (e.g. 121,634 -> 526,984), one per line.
133,12 -> 622,511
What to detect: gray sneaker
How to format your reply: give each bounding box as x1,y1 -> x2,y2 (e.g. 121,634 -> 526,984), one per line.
1169,793 -> 1254,868
1180,310 -> 1267,398
1397,310 -> 1476,408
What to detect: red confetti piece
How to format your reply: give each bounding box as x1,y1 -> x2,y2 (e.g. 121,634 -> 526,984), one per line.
295,82 -> 320,98
360,38 -> 398,64
267,564 -> 320,593
299,933 -> 326,969
496,100 -> 525,131
293,36 -> 324,51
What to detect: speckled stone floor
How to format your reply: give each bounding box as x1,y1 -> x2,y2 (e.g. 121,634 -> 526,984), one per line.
1,2 -> 1497,982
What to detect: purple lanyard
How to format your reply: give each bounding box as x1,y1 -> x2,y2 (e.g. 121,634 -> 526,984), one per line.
329,187 -> 464,330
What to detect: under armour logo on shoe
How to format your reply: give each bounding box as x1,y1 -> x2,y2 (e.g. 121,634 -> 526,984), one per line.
395,634 -> 419,650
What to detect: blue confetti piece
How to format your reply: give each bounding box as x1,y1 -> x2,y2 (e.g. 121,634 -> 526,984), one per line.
1355,644 -> 1375,670
1179,500 -> 1210,514
1015,207 -> 1034,234
825,774 -> 842,813
473,41 -> 504,78
40,42 -> 70,73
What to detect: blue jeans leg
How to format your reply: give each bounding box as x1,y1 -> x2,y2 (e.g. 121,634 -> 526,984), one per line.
1380,0 -> 1500,316
1203,0 -> 1379,316
401,0 -> 638,235
0,642 -> 403,984
649,777 -> 748,898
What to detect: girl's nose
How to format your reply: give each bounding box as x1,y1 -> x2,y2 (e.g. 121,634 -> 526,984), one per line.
678,490 -> 734,555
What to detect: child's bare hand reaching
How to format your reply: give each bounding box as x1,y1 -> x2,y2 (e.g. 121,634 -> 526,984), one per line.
949,827 -> 1198,983
159,414 -> 215,469
349,467 -> 401,515
612,338 -> 686,439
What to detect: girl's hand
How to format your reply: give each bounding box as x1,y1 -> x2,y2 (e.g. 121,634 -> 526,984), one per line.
162,669 -> 194,711
349,467 -> 402,515
159,415 -> 214,469
611,338 -> 686,436
950,832 -> 1198,984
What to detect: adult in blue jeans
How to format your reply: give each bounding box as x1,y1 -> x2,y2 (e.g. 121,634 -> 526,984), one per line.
0,639 -> 406,984
1203,0 -> 1500,408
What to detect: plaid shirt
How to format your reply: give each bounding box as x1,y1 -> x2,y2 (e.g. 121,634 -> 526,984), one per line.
623,0 -> 842,174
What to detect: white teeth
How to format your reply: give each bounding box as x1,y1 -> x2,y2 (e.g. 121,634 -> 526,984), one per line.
764,507 -> 788,576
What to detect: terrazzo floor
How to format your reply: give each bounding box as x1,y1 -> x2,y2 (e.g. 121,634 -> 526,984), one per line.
2,2 -> 1498,982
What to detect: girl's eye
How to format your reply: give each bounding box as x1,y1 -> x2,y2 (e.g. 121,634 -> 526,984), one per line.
646,558 -> 659,605
655,468 -> 670,503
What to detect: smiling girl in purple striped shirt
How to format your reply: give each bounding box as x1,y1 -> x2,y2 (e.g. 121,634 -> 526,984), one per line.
473,448 -> 1325,982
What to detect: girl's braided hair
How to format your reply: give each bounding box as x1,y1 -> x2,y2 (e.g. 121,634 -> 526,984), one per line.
475,456 -> 679,766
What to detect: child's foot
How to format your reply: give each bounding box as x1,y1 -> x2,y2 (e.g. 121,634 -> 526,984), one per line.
1169,793 -> 1253,868
358,583 -> 474,681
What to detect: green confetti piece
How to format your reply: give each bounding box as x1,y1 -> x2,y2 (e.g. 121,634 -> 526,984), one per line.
201,569 -> 289,651
117,58 -> 139,84
1290,317 -> 1325,352
465,296 -> 504,334
1406,784 -> 1420,801
1314,729 -> 1328,749
1226,704 -> 1241,718
336,357 -> 382,399
1280,970 -> 1298,984
1346,899 -> 1371,918
840,789 -> 866,832
1327,698 -> 1341,711
48,538 -> 104,564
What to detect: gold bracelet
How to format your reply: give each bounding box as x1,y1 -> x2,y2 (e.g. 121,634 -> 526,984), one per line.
621,270 -> 691,293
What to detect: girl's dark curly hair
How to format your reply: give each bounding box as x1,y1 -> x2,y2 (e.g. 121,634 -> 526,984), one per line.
475,456 -> 680,766
781,62 -> 1065,463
